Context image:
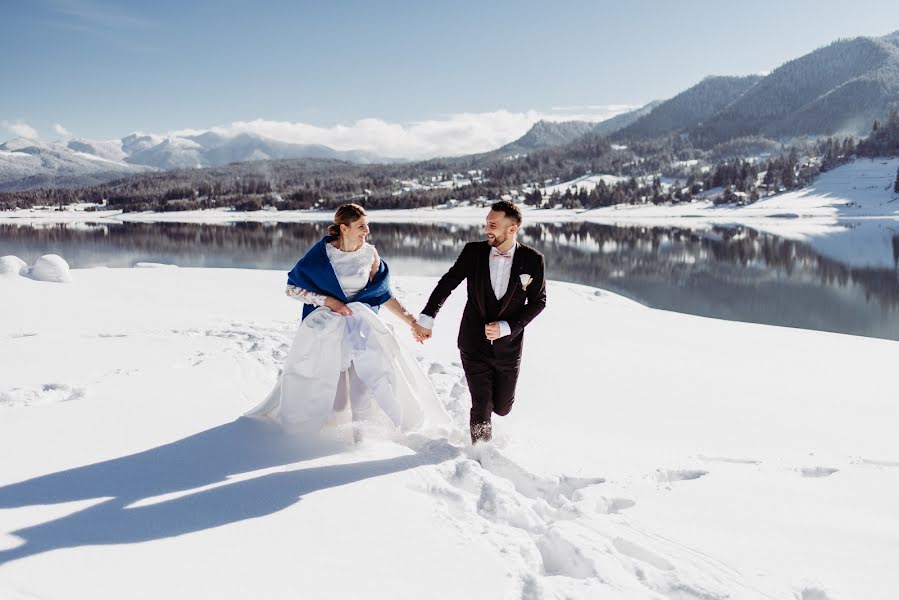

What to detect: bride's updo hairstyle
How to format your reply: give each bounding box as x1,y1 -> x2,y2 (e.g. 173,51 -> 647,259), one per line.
328,203 -> 367,237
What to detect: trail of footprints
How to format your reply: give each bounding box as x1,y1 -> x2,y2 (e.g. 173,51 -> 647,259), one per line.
8,318 -> 890,597
170,323 -> 293,368
400,365 -> 745,599
400,361 -> 888,598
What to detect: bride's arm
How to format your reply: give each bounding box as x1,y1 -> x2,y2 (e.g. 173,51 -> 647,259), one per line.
369,247 -> 414,325
286,284 -> 327,306
286,285 -> 352,315
383,297 -> 417,327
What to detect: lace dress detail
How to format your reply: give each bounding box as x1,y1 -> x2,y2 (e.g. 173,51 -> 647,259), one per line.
285,242 -> 377,305
326,242 -> 376,299
286,285 -> 327,305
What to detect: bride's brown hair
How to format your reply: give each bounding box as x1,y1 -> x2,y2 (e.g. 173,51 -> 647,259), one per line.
328,203 -> 367,237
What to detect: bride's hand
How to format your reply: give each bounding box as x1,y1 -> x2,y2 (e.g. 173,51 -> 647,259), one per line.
325,296 -> 352,316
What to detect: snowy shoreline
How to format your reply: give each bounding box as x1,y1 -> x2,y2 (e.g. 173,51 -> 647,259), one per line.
3,157 -> 898,225
2,266 -> 898,599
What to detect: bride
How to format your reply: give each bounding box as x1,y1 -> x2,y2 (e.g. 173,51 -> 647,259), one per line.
247,203 -> 448,435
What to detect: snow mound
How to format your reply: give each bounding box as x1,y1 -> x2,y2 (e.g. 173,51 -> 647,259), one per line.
28,254 -> 72,283
0,255 -> 27,277
135,262 -> 179,268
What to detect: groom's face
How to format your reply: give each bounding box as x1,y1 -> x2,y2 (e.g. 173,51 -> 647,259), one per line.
485,210 -> 517,247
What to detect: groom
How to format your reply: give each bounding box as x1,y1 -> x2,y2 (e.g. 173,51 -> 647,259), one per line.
413,200 -> 546,444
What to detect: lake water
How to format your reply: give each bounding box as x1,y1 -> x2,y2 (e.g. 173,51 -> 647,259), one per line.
3,220 -> 899,341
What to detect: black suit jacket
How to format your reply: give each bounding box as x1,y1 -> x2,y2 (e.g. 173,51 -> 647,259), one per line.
422,241 -> 547,357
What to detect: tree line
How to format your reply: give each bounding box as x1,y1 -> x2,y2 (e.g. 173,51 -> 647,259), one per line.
2,111 -> 898,213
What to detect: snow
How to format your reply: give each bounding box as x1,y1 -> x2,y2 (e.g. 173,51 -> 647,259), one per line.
0,139 -> 149,192
0,256 -> 27,277
1,265 -> 897,599
1,254 -> 72,282
66,138 -> 129,163
26,254 -> 72,283
542,173 -> 628,196
580,157 -> 899,220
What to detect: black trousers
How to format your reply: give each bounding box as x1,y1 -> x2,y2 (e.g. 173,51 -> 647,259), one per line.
460,349 -> 521,426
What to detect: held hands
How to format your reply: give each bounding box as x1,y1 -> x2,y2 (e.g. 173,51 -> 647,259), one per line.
411,322 -> 432,344
484,322 -> 502,342
324,296 -> 352,316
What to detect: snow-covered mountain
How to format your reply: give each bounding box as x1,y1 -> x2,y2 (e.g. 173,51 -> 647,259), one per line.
496,102 -> 666,155
120,131 -> 392,170
496,120 -> 597,154
0,138 -> 150,192
0,132 -> 395,191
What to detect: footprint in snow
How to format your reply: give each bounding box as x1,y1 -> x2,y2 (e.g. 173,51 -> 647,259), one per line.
797,467 -> 839,478
653,469 -> 708,483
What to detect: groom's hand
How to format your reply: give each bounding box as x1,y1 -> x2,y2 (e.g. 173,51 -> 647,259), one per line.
485,322 -> 501,341
411,322 -> 432,343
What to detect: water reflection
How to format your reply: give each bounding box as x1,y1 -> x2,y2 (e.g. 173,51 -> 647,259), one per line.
2,221 -> 898,340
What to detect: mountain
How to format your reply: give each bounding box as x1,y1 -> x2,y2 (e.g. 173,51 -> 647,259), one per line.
690,33 -> 899,145
0,138 -> 150,192
613,31 -> 899,146
123,131 -> 394,169
124,135 -> 206,169
591,101 -> 663,136
494,105 -> 664,156
190,132 -> 390,166
0,131 -> 398,191
497,120 -> 597,154
614,75 -> 763,140
66,138 -> 128,162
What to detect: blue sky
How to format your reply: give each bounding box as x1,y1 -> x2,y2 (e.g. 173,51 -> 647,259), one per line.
1,0 -> 896,155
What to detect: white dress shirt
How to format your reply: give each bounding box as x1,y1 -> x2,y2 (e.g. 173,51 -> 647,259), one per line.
489,243 -> 515,337
417,242 -> 515,338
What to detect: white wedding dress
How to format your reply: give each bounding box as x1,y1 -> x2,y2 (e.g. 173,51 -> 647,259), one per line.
246,242 -> 448,432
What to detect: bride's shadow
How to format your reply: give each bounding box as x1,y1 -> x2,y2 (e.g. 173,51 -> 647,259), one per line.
0,417 -> 456,565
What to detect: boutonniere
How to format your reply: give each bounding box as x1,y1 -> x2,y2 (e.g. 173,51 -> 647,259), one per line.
519,273 -> 533,290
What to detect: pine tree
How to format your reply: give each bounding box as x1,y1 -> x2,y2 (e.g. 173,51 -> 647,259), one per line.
894,167 -> 899,194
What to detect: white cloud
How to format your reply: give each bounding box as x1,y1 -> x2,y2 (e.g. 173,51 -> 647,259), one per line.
53,123 -> 73,139
1,120 -> 39,140
170,106 -> 635,160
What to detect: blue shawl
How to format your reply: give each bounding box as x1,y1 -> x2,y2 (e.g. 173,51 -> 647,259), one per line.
287,235 -> 392,320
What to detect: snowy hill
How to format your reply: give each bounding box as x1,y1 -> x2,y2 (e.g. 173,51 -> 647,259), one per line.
124,131 -> 392,170
495,109 -> 666,156
0,131 -> 396,191
581,156 -> 899,221
0,138 -> 150,192
615,75 -> 763,140
1,267 -> 897,599
65,139 -> 129,163
497,120 -> 597,154
618,31 -> 899,145
590,100 -> 663,137
694,33 -> 899,144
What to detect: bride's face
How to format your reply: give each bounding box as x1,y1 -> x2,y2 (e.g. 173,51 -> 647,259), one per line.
341,216 -> 370,247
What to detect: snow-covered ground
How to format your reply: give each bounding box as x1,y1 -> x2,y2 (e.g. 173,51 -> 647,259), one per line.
541,173 -> 628,197
2,264 -> 898,599
582,157 -> 899,220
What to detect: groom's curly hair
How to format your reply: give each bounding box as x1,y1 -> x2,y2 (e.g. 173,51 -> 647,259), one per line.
490,200 -> 522,225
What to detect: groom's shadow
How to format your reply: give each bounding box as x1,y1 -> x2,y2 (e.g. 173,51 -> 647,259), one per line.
0,417 -> 456,565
